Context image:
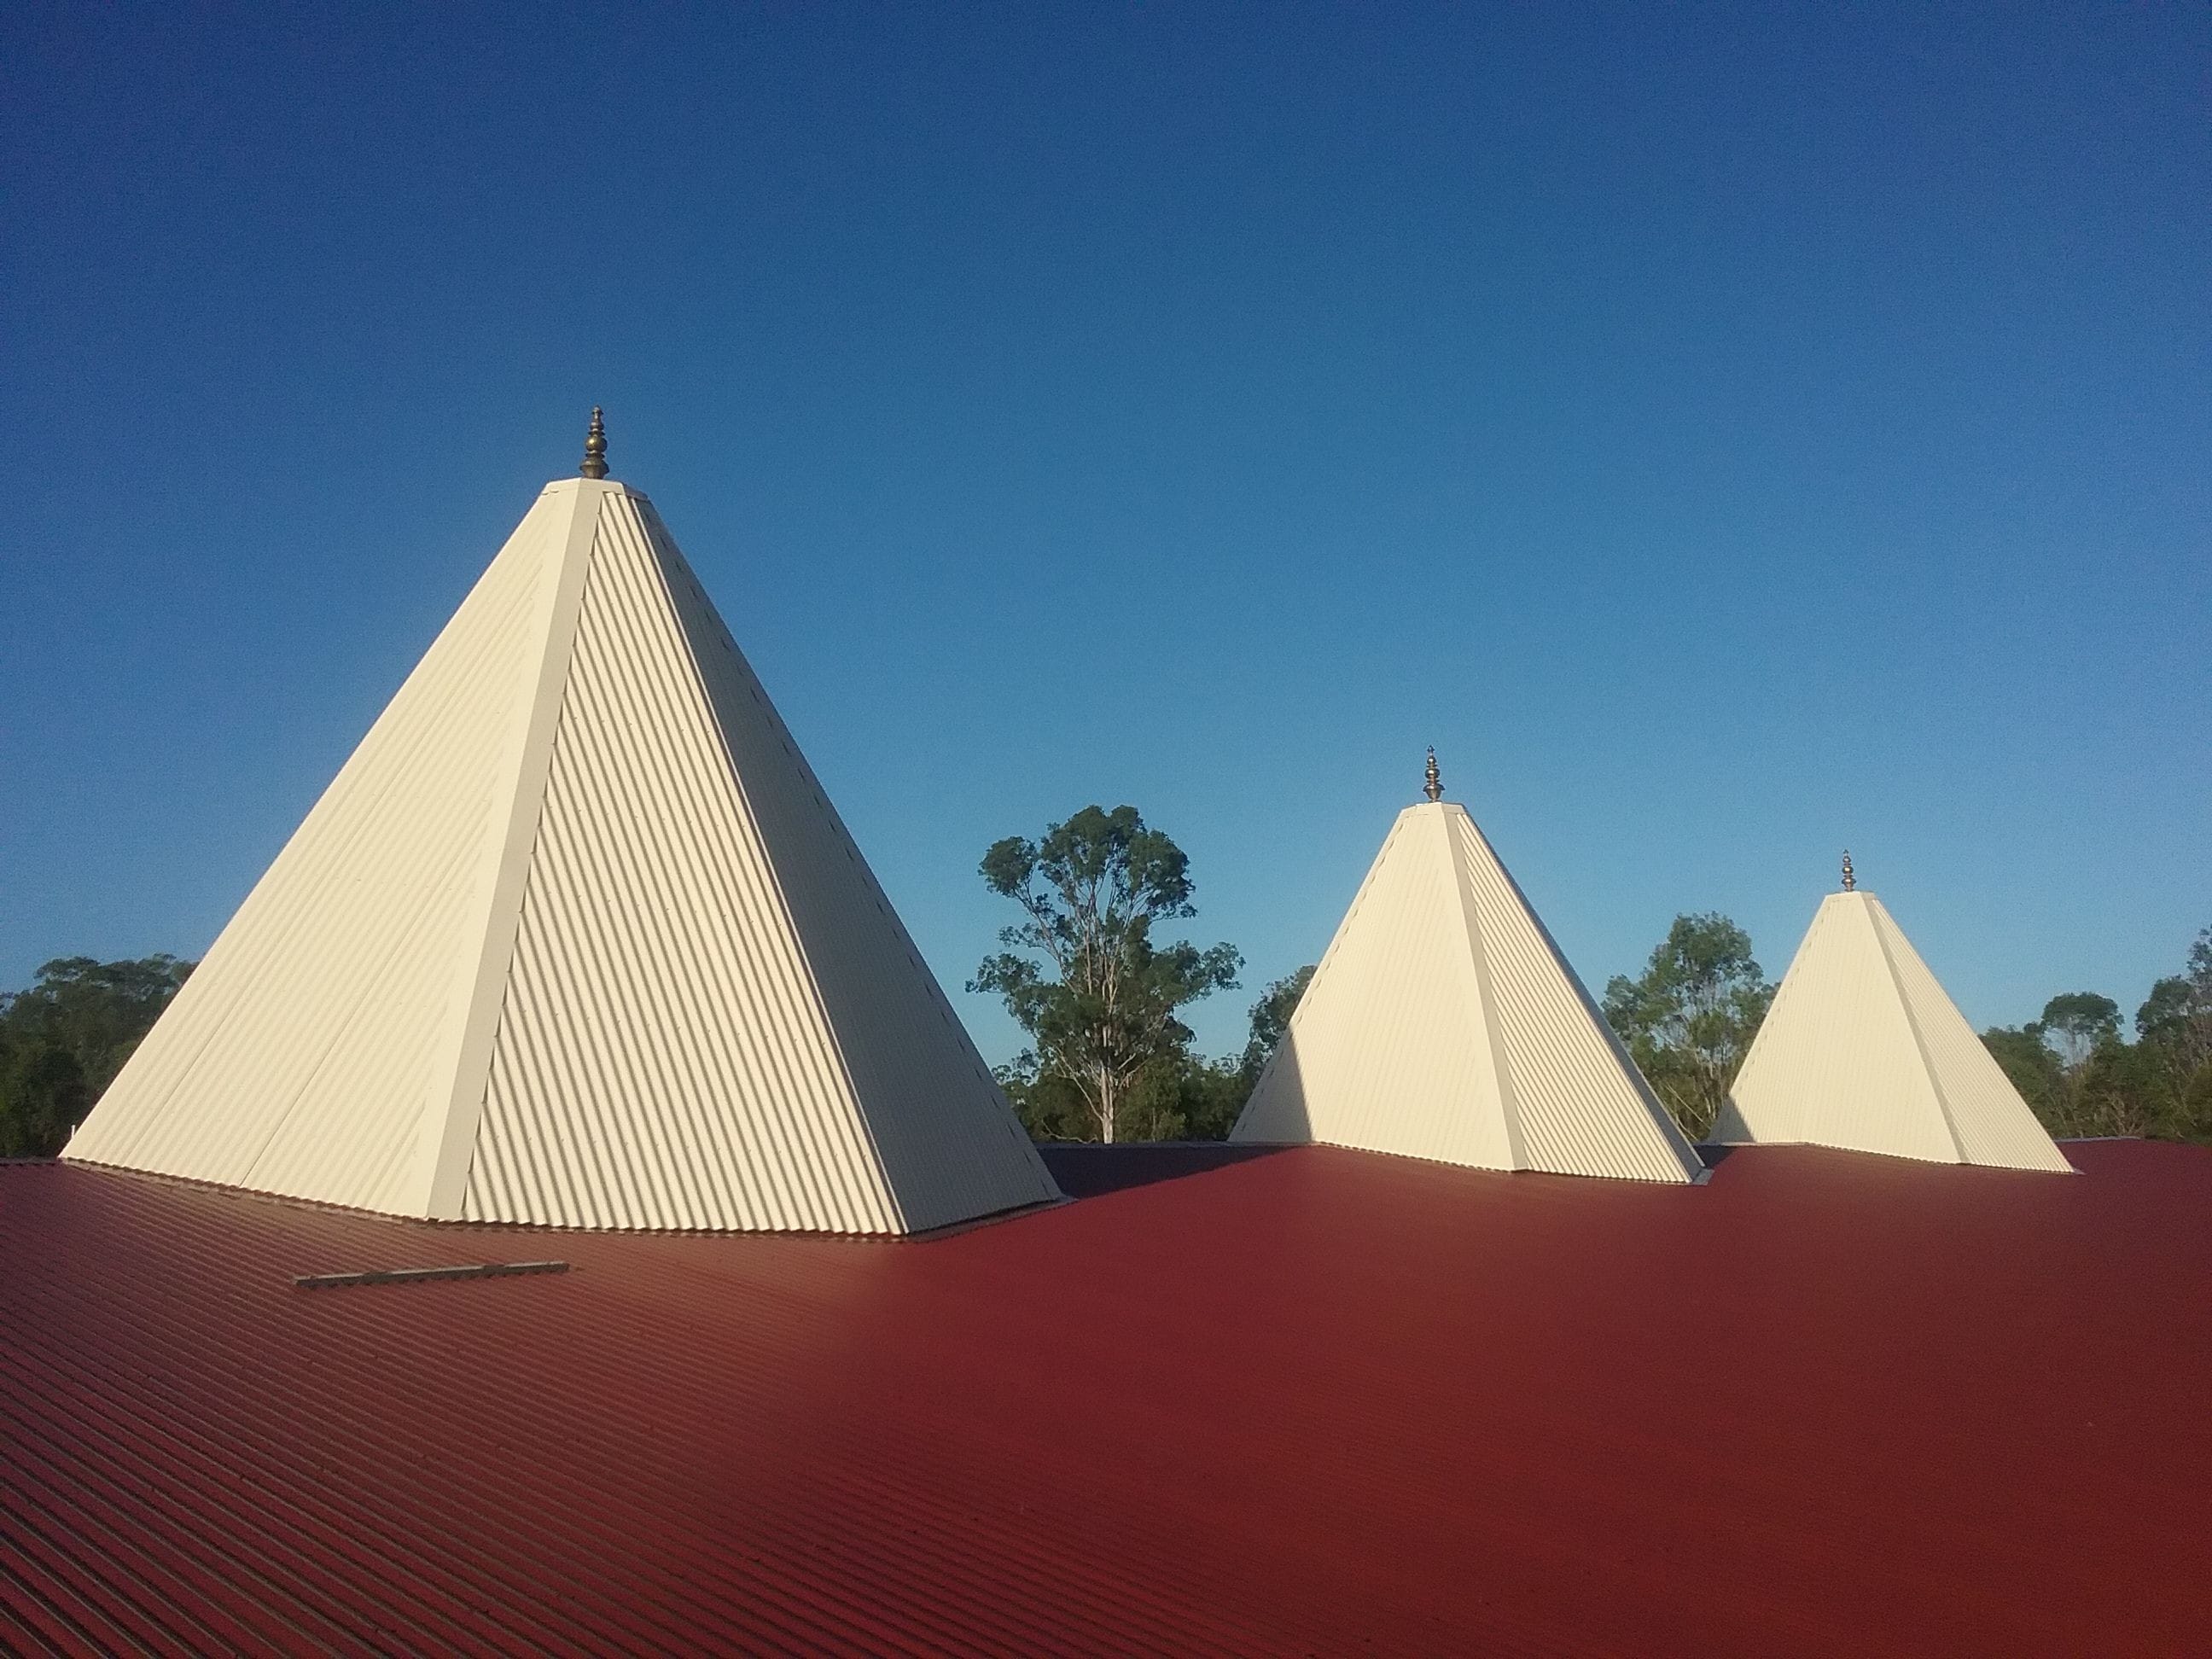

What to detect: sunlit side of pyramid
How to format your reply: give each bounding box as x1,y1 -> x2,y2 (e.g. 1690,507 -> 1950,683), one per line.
66,429 -> 1062,1232
1712,875 -> 2074,1173
1231,767 -> 1703,1183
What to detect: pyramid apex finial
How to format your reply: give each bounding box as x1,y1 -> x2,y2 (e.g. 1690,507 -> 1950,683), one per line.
1423,747 -> 1442,803
1840,849 -> 1855,892
579,407 -> 608,480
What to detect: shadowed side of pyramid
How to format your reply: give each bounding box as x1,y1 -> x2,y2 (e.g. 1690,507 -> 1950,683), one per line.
637,503 -> 1059,1232
1232,800 -> 1702,1184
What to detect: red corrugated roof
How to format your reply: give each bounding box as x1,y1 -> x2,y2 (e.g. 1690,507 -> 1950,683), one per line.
3,1139 -> 2208,1656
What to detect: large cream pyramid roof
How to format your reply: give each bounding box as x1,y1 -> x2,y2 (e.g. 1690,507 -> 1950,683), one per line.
1231,784 -> 1704,1184
1712,882 -> 2073,1173
67,448 -> 1062,1232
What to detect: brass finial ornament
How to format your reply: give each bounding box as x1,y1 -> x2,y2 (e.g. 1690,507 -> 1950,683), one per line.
579,406 -> 608,480
1840,849 -> 1855,893
1423,747 -> 1442,804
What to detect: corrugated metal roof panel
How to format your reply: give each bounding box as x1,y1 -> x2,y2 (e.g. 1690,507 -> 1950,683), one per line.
3,1142 -> 2207,1654
1452,810 -> 1703,1181
1234,801 -> 1702,1182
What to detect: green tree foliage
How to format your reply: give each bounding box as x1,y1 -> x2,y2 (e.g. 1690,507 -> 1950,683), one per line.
1239,965 -> 1315,1085
2135,925 -> 2212,1101
2136,976 -> 2208,1074
1982,1024 -> 2066,1122
1980,926 -> 2212,1144
972,806 -> 1241,1144
0,956 -> 194,1157
998,1047 -> 1254,1144
992,956 -> 1312,1145
2078,1039 -> 2169,1139
1602,914 -> 1774,1140
2037,992 -> 2121,1070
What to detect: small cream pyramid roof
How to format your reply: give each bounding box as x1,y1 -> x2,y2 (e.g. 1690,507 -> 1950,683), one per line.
66,444 -> 1061,1232
1231,784 -> 1703,1184
1711,880 -> 2073,1173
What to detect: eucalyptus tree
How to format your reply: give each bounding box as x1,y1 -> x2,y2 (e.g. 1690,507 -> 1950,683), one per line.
1241,965 -> 1315,1085
1601,914 -> 1775,1139
971,806 -> 1240,1144
2135,928 -> 2212,1097
2038,992 -> 2122,1072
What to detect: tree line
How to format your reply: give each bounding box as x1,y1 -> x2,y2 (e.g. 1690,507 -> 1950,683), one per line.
973,808 -> 2212,1150
4,806 -> 2206,1155
0,956 -> 194,1157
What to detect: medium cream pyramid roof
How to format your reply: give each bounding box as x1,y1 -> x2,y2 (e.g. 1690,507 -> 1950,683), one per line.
1231,796 -> 1704,1183
1712,887 -> 2074,1173
67,463 -> 1062,1232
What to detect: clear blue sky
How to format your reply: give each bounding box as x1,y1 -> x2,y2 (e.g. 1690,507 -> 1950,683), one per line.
6,3 -> 2207,1063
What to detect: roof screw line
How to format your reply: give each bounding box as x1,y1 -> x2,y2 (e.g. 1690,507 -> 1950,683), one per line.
1841,849 -> 1855,892
579,407 -> 608,480
1423,747 -> 1442,804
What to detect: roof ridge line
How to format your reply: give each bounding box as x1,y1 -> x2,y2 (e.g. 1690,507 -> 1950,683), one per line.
416,479 -> 606,1220
1445,805 -> 1530,1171
1860,894 -> 1971,1165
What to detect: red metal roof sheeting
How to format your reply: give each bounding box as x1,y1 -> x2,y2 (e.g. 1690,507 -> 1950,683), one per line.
3,1139 -> 2209,1656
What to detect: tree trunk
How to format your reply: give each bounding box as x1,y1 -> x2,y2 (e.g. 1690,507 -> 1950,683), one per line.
1098,1067 -> 1115,1144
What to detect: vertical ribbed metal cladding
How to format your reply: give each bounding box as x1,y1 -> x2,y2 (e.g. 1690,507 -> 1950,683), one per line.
1728,893 -> 2073,1173
64,488 -> 564,1211
1721,894 -> 1964,1164
1237,804 -> 1697,1181
67,475 -> 1055,1233
463,493 -> 904,1232
1452,810 -> 1703,1183
1866,899 -> 2074,1172
1234,808 -> 1510,1166
628,497 -> 1060,1231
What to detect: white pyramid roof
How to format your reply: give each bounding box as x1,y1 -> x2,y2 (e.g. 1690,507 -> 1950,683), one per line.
66,472 -> 1062,1232
1712,889 -> 2073,1173
1231,800 -> 1703,1183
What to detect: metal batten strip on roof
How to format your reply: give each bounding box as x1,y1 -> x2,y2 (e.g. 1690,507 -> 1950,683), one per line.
292,1260 -> 569,1290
